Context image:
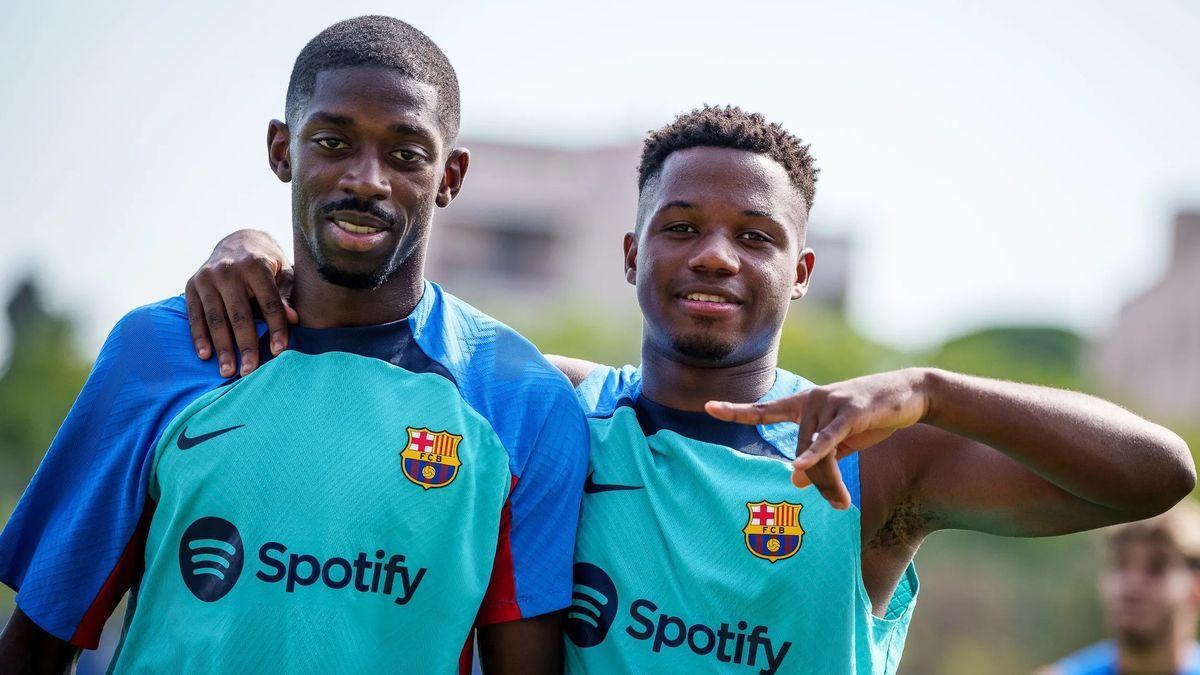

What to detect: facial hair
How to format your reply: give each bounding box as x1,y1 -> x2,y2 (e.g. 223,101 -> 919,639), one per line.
300,196 -> 429,290
669,317 -> 737,362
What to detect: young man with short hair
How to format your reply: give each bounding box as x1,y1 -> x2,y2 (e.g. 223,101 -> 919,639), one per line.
1039,502 -> 1200,675
183,107 -> 1193,673
0,16 -> 586,673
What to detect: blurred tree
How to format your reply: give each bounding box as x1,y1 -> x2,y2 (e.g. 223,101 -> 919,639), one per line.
0,277 -> 90,616
927,326 -> 1089,390
776,306 -> 910,383
0,276 -> 90,496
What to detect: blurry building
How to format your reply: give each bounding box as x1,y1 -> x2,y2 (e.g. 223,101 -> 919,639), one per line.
426,141 -> 850,316
1094,211 -> 1200,421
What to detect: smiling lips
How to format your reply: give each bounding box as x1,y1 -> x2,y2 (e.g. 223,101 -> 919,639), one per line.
326,216 -> 391,253
333,219 -> 383,235
677,291 -> 742,316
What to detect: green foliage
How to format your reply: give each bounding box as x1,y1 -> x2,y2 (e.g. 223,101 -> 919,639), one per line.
776,306 -> 911,384
0,280 -> 90,494
0,277 -> 91,617
927,325 -> 1089,390
510,307 -> 643,367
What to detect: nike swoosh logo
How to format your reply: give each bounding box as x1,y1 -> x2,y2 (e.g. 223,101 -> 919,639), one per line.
583,472 -> 643,494
177,424 -> 244,450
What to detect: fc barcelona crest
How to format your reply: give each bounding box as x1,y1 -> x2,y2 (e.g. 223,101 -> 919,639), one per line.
743,501 -> 804,563
401,427 -> 463,489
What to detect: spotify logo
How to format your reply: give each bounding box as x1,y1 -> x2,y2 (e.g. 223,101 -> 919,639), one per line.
566,562 -> 619,648
179,516 -> 245,602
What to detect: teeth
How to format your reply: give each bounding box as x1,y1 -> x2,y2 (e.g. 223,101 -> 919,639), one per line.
685,293 -> 729,303
333,219 -> 381,234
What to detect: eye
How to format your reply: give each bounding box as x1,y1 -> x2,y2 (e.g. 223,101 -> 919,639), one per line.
315,137 -> 347,150
665,222 -> 697,234
738,230 -> 772,243
391,149 -> 424,163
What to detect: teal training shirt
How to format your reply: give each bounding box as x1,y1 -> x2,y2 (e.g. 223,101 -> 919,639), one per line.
0,282 -> 588,673
565,365 -> 918,675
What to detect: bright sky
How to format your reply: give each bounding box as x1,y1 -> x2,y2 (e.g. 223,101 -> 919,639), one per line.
1,0 -> 1197,354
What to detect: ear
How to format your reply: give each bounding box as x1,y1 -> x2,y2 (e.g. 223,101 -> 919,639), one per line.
436,148 -> 470,208
267,119 -> 292,183
791,248 -> 815,300
623,231 -> 638,286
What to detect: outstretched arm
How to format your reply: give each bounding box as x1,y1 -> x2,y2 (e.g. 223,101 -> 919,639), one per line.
708,368 -> 1195,536
184,229 -> 296,377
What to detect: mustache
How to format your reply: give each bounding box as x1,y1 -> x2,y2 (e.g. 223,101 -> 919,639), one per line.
318,197 -> 399,229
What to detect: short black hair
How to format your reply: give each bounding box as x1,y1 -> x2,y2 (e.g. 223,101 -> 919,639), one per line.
285,16 -> 460,140
638,105 -> 818,212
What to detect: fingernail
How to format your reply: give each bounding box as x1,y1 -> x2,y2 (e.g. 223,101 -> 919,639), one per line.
220,363 -> 233,377
196,342 -> 210,359
240,361 -> 254,376
271,334 -> 284,354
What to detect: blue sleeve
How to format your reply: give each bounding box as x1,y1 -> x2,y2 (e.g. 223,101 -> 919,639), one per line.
409,284 -> 589,623
1053,641 -> 1117,675
574,364 -> 639,415
0,296 -> 226,647
481,378 -> 589,623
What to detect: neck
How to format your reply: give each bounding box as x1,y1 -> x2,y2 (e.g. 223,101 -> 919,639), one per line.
1117,623 -> 1196,674
290,242 -> 426,329
639,338 -> 778,412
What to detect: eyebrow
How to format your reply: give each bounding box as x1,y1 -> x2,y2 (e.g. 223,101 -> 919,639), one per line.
309,111 -> 354,127
306,113 -> 436,141
388,122 -> 435,141
655,200 -> 776,220
655,200 -> 696,216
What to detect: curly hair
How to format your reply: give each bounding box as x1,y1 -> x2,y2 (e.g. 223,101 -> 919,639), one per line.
285,16 -> 460,140
638,105 -> 818,211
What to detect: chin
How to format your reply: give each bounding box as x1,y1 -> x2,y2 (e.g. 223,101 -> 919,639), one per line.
1112,619 -> 1169,649
668,332 -> 738,363
316,263 -> 392,290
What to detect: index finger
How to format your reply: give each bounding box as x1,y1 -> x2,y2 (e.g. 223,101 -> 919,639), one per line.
704,396 -> 806,426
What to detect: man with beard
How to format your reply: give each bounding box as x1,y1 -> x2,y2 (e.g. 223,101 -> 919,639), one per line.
182,106 -> 1193,673
0,16 -> 586,674
1039,502 -> 1200,675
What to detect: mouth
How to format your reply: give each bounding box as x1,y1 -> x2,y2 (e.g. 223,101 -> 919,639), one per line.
674,289 -> 743,316
323,212 -> 395,253
332,218 -> 385,235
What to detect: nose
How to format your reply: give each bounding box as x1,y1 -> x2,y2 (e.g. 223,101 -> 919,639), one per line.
337,152 -> 391,201
688,232 -> 740,276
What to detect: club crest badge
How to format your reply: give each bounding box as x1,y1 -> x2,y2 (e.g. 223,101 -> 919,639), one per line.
401,427 -> 463,489
743,501 -> 804,563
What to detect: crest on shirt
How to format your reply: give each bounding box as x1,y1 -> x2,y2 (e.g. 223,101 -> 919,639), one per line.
401,427 -> 463,489
743,501 -> 804,563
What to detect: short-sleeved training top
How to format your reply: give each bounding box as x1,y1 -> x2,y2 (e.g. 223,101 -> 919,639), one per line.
0,281 -> 588,673
565,365 -> 918,675
1053,641 -> 1200,675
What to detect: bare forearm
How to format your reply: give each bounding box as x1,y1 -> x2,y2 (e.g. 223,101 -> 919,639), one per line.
921,368 -> 1195,516
477,611 -> 565,674
0,608 -> 79,674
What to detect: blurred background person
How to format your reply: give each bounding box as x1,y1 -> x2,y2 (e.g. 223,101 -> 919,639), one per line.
1038,502 -> 1200,675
